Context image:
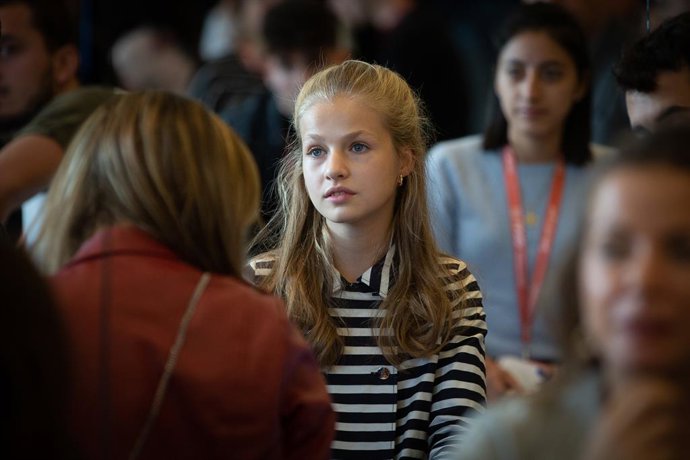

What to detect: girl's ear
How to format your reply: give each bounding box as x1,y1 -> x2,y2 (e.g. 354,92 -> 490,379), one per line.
399,147 -> 415,177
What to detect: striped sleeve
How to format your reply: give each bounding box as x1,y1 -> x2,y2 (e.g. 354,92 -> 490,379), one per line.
428,256 -> 487,459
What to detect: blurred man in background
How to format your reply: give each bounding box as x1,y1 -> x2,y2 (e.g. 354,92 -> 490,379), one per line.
0,0 -> 115,243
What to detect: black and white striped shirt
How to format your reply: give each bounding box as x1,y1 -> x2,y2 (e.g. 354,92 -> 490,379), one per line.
250,244 -> 487,459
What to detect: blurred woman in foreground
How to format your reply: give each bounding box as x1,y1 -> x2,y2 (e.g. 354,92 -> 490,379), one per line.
458,126 -> 690,460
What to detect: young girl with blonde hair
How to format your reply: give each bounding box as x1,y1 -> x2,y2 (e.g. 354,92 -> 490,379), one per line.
31,91 -> 334,460
250,60 -> 487,459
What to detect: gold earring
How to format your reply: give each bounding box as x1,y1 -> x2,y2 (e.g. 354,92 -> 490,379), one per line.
398,174 -> 404,186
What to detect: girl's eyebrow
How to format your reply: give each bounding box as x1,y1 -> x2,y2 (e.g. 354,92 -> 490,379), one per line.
303,130 -> 374,142
303,133 -> 325,142
342,130 -> 372,141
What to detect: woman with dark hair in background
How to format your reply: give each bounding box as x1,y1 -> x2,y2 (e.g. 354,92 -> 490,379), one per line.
457,125 -> 690,460
428,3 -> 612,399
427,2 -> 611,400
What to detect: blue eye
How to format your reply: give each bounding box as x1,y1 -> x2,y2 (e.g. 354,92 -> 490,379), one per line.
306,147 -> 325,158
351,143 -> 368,153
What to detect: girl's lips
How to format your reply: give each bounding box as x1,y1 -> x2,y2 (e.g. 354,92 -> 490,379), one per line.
324,186 -> 355,198
325,190 -> 355,203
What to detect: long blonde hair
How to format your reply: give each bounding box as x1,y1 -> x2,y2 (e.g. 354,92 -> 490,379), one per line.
32,91 -> 261,276
253,60 -> 463,366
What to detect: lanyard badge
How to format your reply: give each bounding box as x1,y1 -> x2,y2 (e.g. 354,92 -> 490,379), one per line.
502,146 -> 565,359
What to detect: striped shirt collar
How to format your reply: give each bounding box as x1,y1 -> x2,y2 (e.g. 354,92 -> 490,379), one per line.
332,243 -> 397,298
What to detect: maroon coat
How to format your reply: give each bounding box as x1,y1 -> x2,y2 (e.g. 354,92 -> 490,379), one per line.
51,226 -> 334,459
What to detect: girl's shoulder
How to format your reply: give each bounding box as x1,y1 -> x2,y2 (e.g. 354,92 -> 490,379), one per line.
436,254 -> 482,299
435,254 -> 486,332
437,253 -> 468,274
436,254 -> 474,285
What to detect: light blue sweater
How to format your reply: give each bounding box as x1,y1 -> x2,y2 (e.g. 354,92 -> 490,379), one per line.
426,135 -> 597,361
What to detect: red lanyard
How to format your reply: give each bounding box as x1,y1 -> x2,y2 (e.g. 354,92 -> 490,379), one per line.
502,146 -> 565,359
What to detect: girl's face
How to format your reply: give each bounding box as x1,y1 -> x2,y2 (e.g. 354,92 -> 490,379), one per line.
299,96 -> 411,236
579,166 -> 690,378
494,30 -> 585,142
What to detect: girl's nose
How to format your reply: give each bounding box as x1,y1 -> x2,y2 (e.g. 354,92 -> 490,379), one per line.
325,148 -> 348,180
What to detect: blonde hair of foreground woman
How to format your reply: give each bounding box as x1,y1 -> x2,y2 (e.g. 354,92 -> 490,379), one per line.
32,91 -> 260,275
252,60 -> 467,366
